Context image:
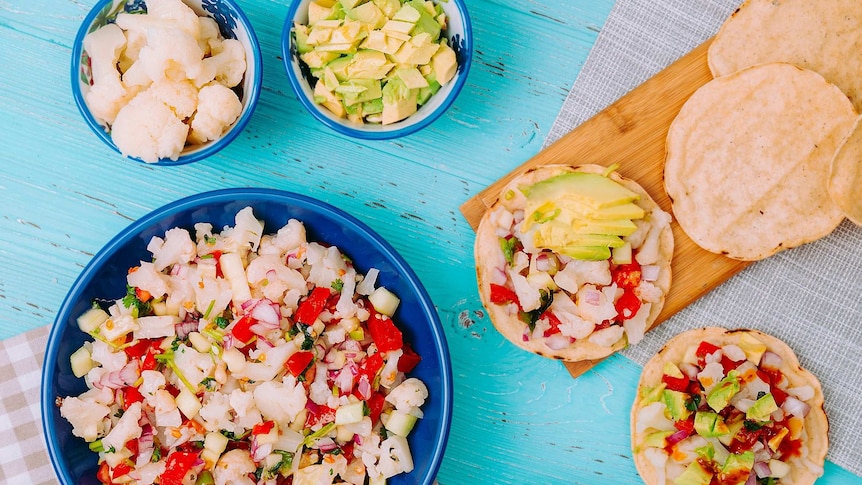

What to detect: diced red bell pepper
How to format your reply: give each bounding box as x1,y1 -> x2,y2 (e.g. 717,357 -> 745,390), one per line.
294,286 -> 332,325
112,463 -> 133,480
125,438 -> 139,458
123,338 -> 150,359
614,289 -> 642,320
285,351 -> 315,377
695,341 -> 722,365
357,352 -> 384,386
121,386 -> 144,410
252,420 -> 275,436
135,287 -> 152,303
720,355 -> 741,374
367,312 -> 403,352
366,392 -> 386,425
541,311 -> 563,337
97,462 -> 114,485
159,451 -> 200,485
211,250 -> 224,278
397,342 -> 421,373
306,404 -> 337,428
231,315 -> 256,344
674,415 -> 695,435
661,374 -> 690,393
489,284 -> 520,306
612,261 -> 642,289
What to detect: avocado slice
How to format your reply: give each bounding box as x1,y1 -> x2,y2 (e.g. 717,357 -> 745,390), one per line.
663,389 -> 692,422
640,382 -> 668,405
673,460 -> 713,485
694,411 -> 731,438
643,430 -> 675,449
523,172 -> 641,209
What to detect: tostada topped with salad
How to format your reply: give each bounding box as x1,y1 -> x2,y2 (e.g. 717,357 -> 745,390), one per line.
474,164 -> 674,361
630,327 -> 828,485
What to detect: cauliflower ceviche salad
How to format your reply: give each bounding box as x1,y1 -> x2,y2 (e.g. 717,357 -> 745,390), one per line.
82,0 -> 247,162
57,207 -> 429,485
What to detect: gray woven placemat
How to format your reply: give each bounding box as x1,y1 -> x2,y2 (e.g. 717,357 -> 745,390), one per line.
546,0 -> 862,477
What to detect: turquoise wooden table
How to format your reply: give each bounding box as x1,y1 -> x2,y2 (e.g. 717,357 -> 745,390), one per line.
1,0 -> 859,484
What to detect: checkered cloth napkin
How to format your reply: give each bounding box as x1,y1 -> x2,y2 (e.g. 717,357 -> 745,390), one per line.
546,0 -> 862,477
0,326 -> 58,484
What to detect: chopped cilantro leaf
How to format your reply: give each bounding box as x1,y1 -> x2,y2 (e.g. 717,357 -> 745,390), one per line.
331,279 -> 344,292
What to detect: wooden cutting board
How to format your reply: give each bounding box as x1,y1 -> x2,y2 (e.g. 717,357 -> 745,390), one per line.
460,39 -> 751,379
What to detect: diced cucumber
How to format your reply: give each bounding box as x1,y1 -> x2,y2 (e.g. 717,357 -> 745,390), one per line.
175,387 -> 202,419
335,400 -> 365,425
368,286 -> 400,316
612,242 -> 632,264
70,345 -> 94,378
204,431 -> 229,454
77,308 -> 109,333
384,411 -> 418,437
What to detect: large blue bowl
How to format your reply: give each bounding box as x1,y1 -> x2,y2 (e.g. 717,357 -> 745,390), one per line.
41,188 -> 452,484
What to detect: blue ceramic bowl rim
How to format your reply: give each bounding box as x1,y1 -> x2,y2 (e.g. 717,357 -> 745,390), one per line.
70,0 -> 263,166
280,0 -> 473,140
41,188 -> 453,484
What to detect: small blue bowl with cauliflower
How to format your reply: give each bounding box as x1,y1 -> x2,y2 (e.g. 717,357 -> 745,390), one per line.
72,0 -> 262,165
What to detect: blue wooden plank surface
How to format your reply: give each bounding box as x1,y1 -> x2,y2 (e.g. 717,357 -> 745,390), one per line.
0,0 -> 858,483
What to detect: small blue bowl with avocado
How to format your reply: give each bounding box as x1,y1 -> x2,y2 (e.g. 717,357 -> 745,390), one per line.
281,0 -> 472,140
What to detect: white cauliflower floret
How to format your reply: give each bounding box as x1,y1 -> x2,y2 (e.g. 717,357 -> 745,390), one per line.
197,16 -> 221,55
83,23 -> 131,125
213,449 -> 256,485
374,435 -> 414,479
138,26 -> 204,82
115,0 -> 201,39
199,392 -> 236,433
233,341 -> 296,382
139,370 -> 166,406
99,314 -> 139,342
229,389 -> 263,431
111,90 -> 189,163
148,227 -> 196,272
188,83 -> 241,144
549,295 -> 595,340
293,455 -> 349,485
245,253 -> 307,303
194,272 -> 232,320
118,27 -> 148,73
90,338 -> 128,372
306,243 -> 349,289
102,401 -> 143,451
172,344 -> 215,392
253,375 -> 309,424
385,378 -> 428,414
147,79 -> 198,119
196,38 -> 246,88
127,261 -> 169,298
59,393 -> 112,442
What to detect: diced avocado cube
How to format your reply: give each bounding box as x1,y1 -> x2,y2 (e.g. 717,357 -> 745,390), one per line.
339,0 -> 363,10
662,389 -> 692,422
362,98 -> 384,115
432,43 -> 458,85
409,1 -> 442,41
373,0 -> 401,18
382,19 -> 415,35
396,67 -> 429,89
643,430 -> 675,449
349,2 -> 387,29
339,79 -> 382,106
294,25 -> 314,54
557,246 -> 611,261
640,382 -> 667,405
746,392 -> 778,422
737,333 -> 767,365
393,4 -> 422,23
694,411 -> 731,438
323,66 -> 340,91
313,80 -> 346,118
381,78 -> 417,125
308,1 -> 334,26
301,50 -> 340,69
326,55 -> 353,81
673,460 -> 713,485
706,370 -> 740,412
721,451 -> 755,480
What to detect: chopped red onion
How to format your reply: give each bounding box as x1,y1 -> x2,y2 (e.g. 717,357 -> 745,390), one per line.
760,351 -> 783,370
241,298 -> 261,312
175,320 -> 198,339
744,471 -> 757,485
782,396 -> 811,418
753,461 -> 772,478
667,429 -> 689,445
679,362 -> 700,380
583,288 -> 602,305
250,300 -> 280,327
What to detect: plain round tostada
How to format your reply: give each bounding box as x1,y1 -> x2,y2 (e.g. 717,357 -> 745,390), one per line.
664,62 -> 855,260
630,327 -> 828,485
708,0 -> 862,112
474,164 -> 673,362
